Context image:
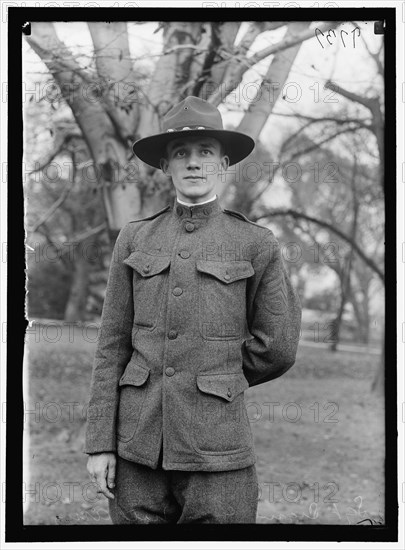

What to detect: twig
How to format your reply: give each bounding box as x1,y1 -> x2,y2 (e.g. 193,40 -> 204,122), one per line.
256,208 -> 384,283
28,179 -> 73,233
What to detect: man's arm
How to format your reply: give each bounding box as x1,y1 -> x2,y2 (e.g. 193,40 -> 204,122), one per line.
84,223 -> 134,454
242,231 -> 302,387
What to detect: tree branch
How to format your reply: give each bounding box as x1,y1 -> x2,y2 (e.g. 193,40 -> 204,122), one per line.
250,21 -> 340,66
26,26 -> 95,84
325,79 -> 384,189
236,22 -> 286,56
28,133 -> 83,174
282,126 -> 363,161
237,22 -> 311,140
360,33 -> 384,78
207,21 -> 340,107
324,80 -> 379,112
272,111 -> 372,130
88,22 -> 141,141
255,209 -> 384,283
70,223 -> 107,244
28,179 -> 73,233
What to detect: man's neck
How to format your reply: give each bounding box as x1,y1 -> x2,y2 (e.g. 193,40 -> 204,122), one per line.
176,195 -> 217,207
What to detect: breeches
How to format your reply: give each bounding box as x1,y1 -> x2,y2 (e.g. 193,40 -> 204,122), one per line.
109,454 -> 259,524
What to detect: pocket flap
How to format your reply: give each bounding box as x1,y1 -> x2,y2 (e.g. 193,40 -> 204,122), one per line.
124,250 -> 171,277
196,372 -> 249,402
119,363 -> 150,387
196,260 -> 254,284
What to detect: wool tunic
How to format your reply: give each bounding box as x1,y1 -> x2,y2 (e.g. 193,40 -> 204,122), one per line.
84,197 -> 302,471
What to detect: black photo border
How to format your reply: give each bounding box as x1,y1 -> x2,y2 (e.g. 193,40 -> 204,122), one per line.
6,5 -> 398,543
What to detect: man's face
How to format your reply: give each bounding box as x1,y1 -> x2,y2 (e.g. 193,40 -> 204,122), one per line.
160,136 -> 229,204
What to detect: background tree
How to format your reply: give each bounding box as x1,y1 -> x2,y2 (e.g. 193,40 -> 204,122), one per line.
24,91 -> 109,320
26,144 -> 109,321
242,34 -> 385,390
25,20 -> 337,234
24,21 -> 385,384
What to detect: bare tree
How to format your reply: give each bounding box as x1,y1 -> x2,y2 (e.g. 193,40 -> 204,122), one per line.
244,36 -> 385,390
25,20 -> 338,235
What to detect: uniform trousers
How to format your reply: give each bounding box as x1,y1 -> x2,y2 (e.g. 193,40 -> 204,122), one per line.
109,449 -> 259,524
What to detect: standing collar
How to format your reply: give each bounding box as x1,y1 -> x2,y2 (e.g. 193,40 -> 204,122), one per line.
173,195 -> 222,219
176,194 -> 217,207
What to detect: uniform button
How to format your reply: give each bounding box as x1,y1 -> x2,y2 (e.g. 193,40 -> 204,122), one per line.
143,264 -> 151,274
185,222 -> 195,232
176,206 -> 183,216
179,250 -> 190,259
203,207 -> 212,215
227,388 -> 232,398
172,287 -> 183,296
168,330 -> 178,340
165,367 -> 175,377
224,273 -> 231,281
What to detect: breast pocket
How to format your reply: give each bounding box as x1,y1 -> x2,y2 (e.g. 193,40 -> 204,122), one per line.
124,250 -> 171,330
196,260 -> 254,340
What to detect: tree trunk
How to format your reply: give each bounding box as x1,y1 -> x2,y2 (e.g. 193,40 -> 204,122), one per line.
64,242 -> 90,321
27,22 -> 142,232
237,22 -> 311,139
27,21 -> 338,231
208,22 -> 339,107
331,158 -> 358,351
330,254 -> 352,352
348,287 -> 369,344
133,22 -> 205,215
136,22 -> 204,139
212,23 -> 311,200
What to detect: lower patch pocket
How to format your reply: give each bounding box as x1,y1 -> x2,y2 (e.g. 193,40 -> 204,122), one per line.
190,372 -> 252,454
117,363 -> 150,442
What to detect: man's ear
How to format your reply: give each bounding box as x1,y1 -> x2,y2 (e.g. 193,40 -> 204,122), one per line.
220,155 -> 230,171
160,158 -> 170,174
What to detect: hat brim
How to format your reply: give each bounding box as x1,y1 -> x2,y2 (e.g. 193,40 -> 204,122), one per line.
132,129 -> 255,168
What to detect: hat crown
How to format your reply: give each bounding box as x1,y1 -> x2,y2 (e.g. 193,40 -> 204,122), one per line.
162,96 -> 223,132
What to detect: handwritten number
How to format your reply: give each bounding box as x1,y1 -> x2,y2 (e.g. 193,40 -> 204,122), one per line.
260,496 -> 372,523
315,28 -> 325,48
317,26 -> 360,48
326,29 -> 336,45
351,27 -> 360,48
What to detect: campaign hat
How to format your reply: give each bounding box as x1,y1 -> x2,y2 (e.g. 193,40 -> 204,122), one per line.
132,96 -> 255,168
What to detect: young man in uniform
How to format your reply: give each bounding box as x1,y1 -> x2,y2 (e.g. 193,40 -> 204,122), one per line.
85,96 -> 302,524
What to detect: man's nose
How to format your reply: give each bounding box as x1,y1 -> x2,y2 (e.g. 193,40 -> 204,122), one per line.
186,151 -> 201,169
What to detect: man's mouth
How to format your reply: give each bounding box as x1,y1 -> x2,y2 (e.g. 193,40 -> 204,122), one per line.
184,175 -> 205,180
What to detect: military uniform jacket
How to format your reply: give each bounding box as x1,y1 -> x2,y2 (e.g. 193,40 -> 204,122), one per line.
84,197 -> 301,471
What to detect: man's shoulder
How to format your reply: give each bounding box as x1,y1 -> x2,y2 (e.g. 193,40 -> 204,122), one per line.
128,205 -> 171,223
117,205 -> 171,244
222,208 -> 271,233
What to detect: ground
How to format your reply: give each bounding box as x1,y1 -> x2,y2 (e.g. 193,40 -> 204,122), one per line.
23,323 -> 384,525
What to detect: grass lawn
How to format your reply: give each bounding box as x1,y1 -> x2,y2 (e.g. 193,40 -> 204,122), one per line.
23,324 -> 384,525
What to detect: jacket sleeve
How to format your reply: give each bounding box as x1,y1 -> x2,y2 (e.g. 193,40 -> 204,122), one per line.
242,230 -> 302,388
84,223 -> 134,454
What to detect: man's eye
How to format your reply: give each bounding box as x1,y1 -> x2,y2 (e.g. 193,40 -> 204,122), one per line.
202,149 -> 212,155
175,150 -> 185,157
